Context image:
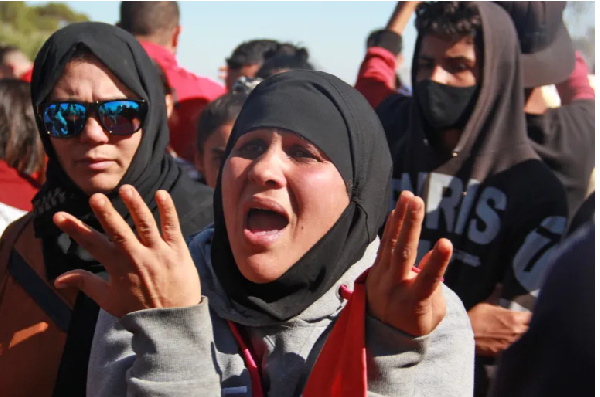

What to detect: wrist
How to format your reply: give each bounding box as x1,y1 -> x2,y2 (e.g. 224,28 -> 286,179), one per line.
366,29 -> 403,56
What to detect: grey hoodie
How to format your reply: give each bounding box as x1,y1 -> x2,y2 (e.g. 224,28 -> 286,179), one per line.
87,228 -> 474,396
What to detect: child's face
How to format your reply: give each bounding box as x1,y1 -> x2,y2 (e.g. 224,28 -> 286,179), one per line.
195,122 -> 234,188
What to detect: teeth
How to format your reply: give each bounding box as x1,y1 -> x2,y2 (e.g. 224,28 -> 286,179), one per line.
253,229 -> 281,236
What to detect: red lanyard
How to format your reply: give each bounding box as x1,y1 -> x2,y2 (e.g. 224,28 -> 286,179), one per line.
227,320 -> 264,397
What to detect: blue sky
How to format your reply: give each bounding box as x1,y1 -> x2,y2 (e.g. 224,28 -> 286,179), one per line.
31,1 -> 595,86
43,1 -> 418,85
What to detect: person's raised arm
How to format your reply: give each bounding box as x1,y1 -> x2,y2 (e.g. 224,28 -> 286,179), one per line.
386,1 -> 419,33
355,2 -> 420,109
555,51 -> 595,105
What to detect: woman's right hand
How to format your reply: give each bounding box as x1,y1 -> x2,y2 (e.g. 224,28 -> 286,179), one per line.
53,184 -> 201,318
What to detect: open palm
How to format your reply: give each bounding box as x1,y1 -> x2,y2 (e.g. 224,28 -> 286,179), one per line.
366,191 -> 452,336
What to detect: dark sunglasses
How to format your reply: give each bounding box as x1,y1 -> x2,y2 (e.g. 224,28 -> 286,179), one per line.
39,99 -> 147,138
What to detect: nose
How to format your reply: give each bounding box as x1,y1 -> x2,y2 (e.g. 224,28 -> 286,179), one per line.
79,114 -> 109,144
247,145 -> 286,188
430,65 -> 448,85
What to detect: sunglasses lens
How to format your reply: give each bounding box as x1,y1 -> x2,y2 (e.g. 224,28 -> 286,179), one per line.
98,100 -> 144,135
43,103 -> 87,138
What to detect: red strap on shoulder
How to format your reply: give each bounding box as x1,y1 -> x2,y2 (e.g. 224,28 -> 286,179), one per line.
227,320 -> 264,397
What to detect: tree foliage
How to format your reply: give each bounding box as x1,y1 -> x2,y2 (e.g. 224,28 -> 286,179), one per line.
0,2 -> 89,61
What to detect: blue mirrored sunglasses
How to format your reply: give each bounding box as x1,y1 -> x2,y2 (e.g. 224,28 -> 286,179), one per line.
39,99 -> 147,138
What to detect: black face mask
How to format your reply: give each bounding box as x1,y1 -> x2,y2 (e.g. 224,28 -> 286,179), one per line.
414,80 -> 478,132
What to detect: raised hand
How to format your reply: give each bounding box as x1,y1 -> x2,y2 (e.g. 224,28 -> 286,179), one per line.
366,190 -> 452,336
52,184 -> 201,318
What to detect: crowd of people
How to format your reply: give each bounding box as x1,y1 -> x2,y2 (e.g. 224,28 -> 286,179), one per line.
0,1 -> 594,396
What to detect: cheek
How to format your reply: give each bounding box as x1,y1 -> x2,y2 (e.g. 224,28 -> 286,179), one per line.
220,159 -> 243,220
49,139 -> 72,170
292,167 -> 349,222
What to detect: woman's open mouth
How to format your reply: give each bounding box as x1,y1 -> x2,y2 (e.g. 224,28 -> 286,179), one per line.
244,204 -> 290,245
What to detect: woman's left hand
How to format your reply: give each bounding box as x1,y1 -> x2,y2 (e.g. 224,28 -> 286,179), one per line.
366,191 -> 452,336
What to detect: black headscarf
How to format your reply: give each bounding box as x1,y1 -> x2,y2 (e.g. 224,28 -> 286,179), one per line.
30,22 -> 213,280
211,70 -> 392,322
29,22 -> 213,395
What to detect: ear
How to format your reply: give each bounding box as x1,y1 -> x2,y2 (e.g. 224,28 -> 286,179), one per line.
172,25 -> 182,51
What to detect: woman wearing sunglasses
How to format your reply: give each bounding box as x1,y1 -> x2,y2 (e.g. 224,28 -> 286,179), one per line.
0,22 -> 214,396
53,70 -> 474,396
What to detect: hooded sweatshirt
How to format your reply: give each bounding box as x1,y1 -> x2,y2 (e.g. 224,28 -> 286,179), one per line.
87,70 -> 474,396
0,22 -> 213,396
376,2 -> 567,313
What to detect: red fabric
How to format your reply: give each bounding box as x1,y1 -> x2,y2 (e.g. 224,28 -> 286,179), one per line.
303,272 -> 369,397
355,47 -> 398,109
227,321 -> 264,397
555,51 -> 595,105
139,41 -> 225,162
0,160 -> 39,212
20,67 -> 33,83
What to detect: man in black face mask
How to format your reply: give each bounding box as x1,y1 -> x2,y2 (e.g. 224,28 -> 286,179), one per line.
376,2 -> 568,396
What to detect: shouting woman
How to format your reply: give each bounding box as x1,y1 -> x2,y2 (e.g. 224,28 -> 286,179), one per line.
55,70 -> 474,396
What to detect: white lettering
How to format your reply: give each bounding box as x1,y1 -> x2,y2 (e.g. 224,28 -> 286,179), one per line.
468,186 -> 506,245
425,173 -> 462,232
512,216 -> 566,293
454,179 -> 480,235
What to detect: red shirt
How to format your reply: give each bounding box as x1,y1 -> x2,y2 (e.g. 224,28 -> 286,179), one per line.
0,160 -> 39,212
355,47 -> 398,110
20,68 -> 33,83
140,41 -> 226,162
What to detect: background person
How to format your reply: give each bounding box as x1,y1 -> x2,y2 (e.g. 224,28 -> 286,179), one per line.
490,222 -> 594,397
220,39 -> 279,90
0,45 -> 33,80
255,46 -> 315,79
496,1 -> 595,225
0,21 -> 214,396
195,91 -> 249,188
375,3 -> 568,395
117,1 -> 225,163
0,79 -> 45,234
355,1 -> 418,109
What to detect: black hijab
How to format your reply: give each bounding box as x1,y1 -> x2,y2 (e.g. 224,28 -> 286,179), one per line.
29,22 -> 214,395
211,70 -> 392,322
30,22 -> 213,280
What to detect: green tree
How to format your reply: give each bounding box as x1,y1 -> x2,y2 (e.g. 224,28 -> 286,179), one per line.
0,2 -> 89,61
